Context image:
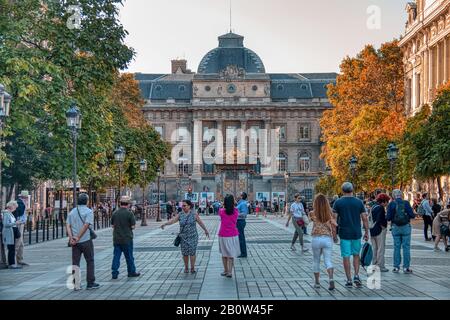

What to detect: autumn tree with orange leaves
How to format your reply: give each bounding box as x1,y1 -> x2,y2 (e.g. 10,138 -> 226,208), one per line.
320,40 -> 407,192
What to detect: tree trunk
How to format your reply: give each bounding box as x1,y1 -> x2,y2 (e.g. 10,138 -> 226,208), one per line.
6,184 -> 14,203
437,176 -> 444,203
88,179 -> 93,208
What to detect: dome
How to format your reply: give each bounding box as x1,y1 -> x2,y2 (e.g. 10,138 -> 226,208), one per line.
197,32 -> 266,74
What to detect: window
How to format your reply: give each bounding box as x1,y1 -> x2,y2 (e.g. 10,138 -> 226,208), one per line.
252,85 -> 258,91
154,125 -> 164,138
274,124 -> 286,142
299,124 -> 310,141
226,125 -> 238,145
203,125 -> 215,143
277,84 -> 284,91
299,152 -> 311,172
227,84 -> 236,94
177,126 -> 189,142
177,151 -> 190,175
301,189 -> 313,203
277,153 -> 287,172
249,126 -> 259,143
205,85 -> 211,92
179,85 -> 186,92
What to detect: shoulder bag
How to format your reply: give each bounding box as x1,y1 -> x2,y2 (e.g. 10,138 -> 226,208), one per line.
77,206 -> 97,240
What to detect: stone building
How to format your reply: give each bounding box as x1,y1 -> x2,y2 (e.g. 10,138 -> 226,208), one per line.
136,32 -> 336,204
400,0 -> 450,202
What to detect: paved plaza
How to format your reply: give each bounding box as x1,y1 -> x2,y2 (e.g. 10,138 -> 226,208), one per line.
0,215 -> 449,300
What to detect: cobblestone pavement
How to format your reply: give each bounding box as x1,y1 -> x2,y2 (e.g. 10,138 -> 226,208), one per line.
0,215 -> 449,300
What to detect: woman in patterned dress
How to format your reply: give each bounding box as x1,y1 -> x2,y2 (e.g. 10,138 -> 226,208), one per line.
161,200 -> 210,273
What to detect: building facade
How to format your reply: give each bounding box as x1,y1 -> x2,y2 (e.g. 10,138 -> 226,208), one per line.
137,32 -> 336,203
400,0 -> 450,201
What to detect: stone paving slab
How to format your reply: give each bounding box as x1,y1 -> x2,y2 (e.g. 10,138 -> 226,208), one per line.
0,215 -> 449,300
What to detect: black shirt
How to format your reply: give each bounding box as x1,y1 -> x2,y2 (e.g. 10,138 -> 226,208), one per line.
370,205 -> 387,237
111,208 -> 136,245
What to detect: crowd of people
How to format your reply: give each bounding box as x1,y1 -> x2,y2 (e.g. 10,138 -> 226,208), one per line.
2,184 -> 449,292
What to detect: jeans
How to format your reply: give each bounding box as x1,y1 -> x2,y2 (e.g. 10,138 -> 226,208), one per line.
72,240 -> 95,285
311,236 -> 333,273
237,219 -> 247,257
392,224 -> 411,269
291,218 -> 305,246
423,215 -> 433,240
112,241 -> 136,276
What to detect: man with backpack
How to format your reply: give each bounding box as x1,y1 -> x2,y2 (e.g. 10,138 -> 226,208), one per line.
386,189 -> 416,274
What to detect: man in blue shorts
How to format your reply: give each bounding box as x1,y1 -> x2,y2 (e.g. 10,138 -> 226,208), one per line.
333,182 -> 369,288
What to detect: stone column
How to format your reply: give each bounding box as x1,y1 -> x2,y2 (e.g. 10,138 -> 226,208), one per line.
437,41 -> 442,86
261,120 -> 273,177
239,120 -> 247,165
444,38 -> 448,82
192,119 -> 202,180
429,47 -> 434,100
216,120 -> 224,165
423,49 -> 428,103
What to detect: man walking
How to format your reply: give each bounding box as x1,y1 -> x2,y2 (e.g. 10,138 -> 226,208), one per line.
236,192 -> 249,258
166,200 -> 174,220
67,193 -> 99,290
386,189 -> 416,274
332,182 -> 369,288
13,191 -> 29,266
420,193 -> 434,241
111,196 -> 140,279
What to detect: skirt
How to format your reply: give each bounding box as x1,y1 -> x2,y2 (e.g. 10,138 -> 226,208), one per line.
219,236 -> 241,258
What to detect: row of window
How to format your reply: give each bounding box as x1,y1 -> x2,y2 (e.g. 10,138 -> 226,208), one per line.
153,124 -> 312,142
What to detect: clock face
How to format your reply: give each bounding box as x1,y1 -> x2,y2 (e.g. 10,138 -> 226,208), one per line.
227,84 -> 236,93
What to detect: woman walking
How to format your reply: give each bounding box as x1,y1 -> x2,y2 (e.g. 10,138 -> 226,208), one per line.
2,201 -> 21,269
286,193 -> 309,252
310,194 -> 337,290
369,193 -> 390,272
161,200 -> 210,273
218,195 -> 241,278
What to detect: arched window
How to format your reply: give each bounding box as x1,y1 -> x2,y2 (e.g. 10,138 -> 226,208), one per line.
178,150 -> 189,175
299,152 -> 311,173
277,153 -> 287,172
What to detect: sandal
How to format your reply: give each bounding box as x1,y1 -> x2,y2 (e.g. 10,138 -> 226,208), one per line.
221,272 -> 228,276
226,273 -> 232,278
328,280 -> 335,291
184,269 -> 189,273
191,269 -> 197,274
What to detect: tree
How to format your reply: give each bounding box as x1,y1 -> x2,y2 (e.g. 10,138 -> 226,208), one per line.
320,41 -> 405,192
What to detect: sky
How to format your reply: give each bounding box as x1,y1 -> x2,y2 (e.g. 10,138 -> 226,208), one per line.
119,0 -> 411,74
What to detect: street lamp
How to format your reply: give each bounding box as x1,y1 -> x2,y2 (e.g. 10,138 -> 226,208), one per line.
349,155 -> 358,192
156,168 -> 161,222
0,84 -> 12,269
140,159 -> 147,226
66,103 -> 81,208
387,143 -> 399,191
114,146 -> 125,207
284,171 -> 290,203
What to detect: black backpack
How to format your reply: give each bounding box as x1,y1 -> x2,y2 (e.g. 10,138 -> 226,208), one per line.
393,200 -> 409,226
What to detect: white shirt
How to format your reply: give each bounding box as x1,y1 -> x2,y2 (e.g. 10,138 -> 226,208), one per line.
290,202 -> 305,219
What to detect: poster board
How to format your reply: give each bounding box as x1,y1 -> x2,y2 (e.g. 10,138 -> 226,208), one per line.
271,192 -> 285,202
256,192 -> 270,202
185,192 -> 199,203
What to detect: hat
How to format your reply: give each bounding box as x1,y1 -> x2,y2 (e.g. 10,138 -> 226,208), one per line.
19,190 -> 29,198
120,196 -> 131,204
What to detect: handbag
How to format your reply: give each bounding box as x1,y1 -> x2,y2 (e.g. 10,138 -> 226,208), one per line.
174,223 -> 186,247
13,226 -> 21,239
76,207 -> 97,240
440,223 -> 450,237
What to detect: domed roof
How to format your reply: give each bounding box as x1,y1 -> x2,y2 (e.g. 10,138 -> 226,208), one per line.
197,32 -> 266,74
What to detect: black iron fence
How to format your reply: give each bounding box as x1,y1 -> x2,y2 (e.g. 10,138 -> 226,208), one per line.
23,210 -> 113,246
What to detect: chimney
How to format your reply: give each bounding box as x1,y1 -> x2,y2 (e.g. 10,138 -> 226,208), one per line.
171,59 -> 191,74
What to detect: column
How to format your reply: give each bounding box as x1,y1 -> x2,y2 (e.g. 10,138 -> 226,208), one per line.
192,119 -> 202,180
444,38 -> 448,82
261,120 -> 273,177
216,120 -> 224,165
423,49 -> 428,103
238,120 -> 247,165
429,47 -> 434,100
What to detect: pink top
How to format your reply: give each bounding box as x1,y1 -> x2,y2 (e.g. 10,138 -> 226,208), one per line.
218,208 -> 239,237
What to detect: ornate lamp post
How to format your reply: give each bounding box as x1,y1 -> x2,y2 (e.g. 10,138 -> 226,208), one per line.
387,143 -> 399,191
349,155 -> 358,193
156,168 -> 161,222
114,146 -> 125,207
284,171 -> 290,202
0,84 -> 11,269
140,159 -> 147,226
66,103 -> 81,208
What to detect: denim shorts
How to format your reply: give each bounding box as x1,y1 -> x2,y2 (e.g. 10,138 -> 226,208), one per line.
340,239 -> 362,258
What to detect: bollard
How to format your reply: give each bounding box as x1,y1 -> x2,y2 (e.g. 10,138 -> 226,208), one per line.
42,218 -> 45,242
52,218 -> 55,240
55,217 -> 59,238
47,218 -> 49,241
61,214 -> 64,237
28,218 -> 32,245
36,216 -> 39,244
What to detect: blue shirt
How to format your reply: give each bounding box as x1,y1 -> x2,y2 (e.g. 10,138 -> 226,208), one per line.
386,199 -> 415,223
332,196 -> 366,240
237,200 -> 249,220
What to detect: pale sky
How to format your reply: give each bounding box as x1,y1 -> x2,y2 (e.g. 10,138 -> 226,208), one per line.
119,0 -> 411,74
